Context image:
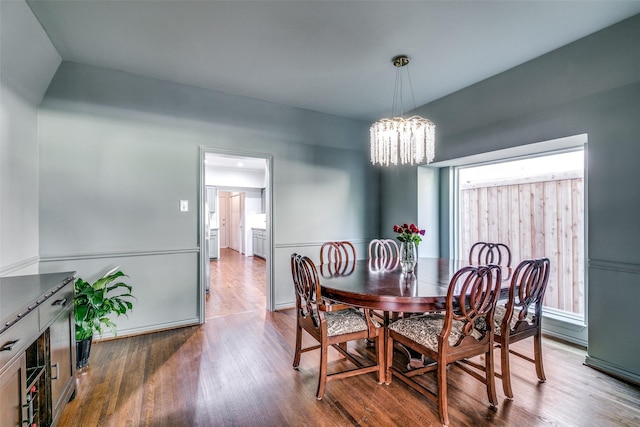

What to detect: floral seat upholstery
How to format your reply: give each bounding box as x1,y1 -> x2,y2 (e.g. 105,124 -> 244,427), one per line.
388,313 -> 485,352
493,304 -> 534,335
326,308 -> 379,337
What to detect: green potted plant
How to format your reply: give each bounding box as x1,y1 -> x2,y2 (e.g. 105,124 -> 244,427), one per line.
74,267 -> 135,369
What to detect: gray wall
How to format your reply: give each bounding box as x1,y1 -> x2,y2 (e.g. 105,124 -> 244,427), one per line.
7,0 -> 638,384
381,14 -> 640,383
379,166 -> 418,240
0,0 -> 60,276
37,61 -> 378,335
376,165 -> 439,258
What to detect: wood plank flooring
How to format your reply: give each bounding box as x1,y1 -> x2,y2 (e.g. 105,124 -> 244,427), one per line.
58,249 -> 640,426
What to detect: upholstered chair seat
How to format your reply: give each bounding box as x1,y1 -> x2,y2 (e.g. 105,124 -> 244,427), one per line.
493,305 -> 534,335
388,313 -> 486,352
326,308 -> 379,336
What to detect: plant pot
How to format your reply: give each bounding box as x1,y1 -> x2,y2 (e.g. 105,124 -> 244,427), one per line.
76,337 -> 93,370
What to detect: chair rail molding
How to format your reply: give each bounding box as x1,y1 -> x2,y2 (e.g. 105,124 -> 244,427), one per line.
0,255 -> 39,276
39,247 -> 200,262
588,259 -> 640,275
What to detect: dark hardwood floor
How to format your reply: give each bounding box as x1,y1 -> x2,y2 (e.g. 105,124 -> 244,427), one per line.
58,248 -> 640,426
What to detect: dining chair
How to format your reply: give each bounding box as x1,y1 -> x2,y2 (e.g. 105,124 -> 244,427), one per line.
494,257 -> 551,398
320,241 -> 356,263
385,264 -> 502,426
368,239 -> 399,272
320,241 -> 357,276
367,239 -> 401,324
368,238 -> 399,258
469,242 -> 512,267
291,253 -> 384,400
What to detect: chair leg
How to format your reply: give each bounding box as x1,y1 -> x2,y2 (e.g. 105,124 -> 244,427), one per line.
293,323 -> 303,369
485,347 -> 498,406
385,331 -> 394,384
534,332 -> 546,382
316,342 -> 328,400
376,333 -> 384,384
501,338 -> 514,399
437,361 -> 450,427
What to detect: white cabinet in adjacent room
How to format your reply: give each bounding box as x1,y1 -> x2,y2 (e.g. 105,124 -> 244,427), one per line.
206,186 -> 216,213
252,228 -> 266,258
209,229 -> 219,259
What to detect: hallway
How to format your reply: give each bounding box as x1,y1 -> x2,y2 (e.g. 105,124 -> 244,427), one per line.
207,248 -> 266,319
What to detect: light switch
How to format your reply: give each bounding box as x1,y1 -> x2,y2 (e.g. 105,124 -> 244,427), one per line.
180,200 -> 189,212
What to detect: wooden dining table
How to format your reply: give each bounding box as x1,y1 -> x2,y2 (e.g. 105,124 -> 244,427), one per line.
318,257 -> 512,382
320,257 -> 502,312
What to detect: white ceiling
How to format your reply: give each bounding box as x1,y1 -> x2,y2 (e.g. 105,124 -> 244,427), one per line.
204,153 -> 266,171
26,1 -> 640,122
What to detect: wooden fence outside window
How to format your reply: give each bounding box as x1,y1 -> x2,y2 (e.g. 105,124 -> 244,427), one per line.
459,171 -> 584,316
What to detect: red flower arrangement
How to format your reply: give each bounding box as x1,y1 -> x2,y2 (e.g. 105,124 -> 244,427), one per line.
393,223 -> 426,246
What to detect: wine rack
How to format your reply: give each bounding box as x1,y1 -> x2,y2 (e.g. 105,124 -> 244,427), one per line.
24,330 -> 52,427
1,272 -> 75,427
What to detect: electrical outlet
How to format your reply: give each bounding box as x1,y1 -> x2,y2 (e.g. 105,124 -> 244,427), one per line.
180,200 -> 189,212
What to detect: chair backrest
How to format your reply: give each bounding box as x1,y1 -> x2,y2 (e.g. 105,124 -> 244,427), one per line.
291,253 -> 322,327
442,264 -> 502,350
320,241 -> 356,264
503,257 -> 551,331
469,242 -> 512,267
367,239 -> 399,271
368,239 -> 399,259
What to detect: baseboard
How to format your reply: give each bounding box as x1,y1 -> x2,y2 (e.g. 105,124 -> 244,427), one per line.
584,355 -> 640,386
542,315 -> 588,347
92,318 -> 201,341
275,301 -> 295,311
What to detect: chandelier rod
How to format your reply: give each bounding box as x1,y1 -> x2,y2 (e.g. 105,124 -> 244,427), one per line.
391,55 -> 419,117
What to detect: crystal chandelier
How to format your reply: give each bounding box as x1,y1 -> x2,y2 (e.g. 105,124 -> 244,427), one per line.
370,55 -> 436,166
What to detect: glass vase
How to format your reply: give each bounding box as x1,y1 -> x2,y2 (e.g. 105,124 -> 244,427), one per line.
399,241 -> 417,274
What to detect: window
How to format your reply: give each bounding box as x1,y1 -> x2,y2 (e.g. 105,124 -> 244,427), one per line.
456,150 -> 585,322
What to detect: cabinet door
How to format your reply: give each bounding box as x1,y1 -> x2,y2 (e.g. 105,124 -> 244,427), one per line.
0,354 -> 26,427
256,233 -> 264,258
207,186 -> 216,213
209,230 -> 219,259
212,232 -> 219,259
49,308 -> 74,421
252,232 -> 258,257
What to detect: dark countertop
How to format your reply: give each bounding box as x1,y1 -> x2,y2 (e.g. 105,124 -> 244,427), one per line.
0,271 -> 76,333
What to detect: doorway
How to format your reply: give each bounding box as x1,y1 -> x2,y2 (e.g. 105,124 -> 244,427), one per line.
199,149 -> 272,322
217,191 -> 245,254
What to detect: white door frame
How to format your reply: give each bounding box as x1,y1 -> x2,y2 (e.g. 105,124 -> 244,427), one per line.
198,147 -> 274,323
